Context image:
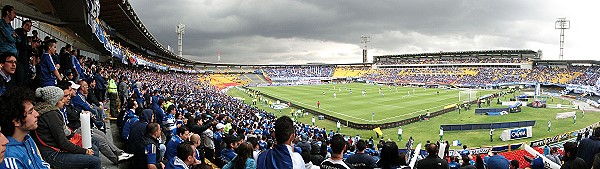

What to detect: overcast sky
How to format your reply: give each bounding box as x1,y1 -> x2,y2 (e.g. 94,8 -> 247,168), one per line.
129,0 -> 600,64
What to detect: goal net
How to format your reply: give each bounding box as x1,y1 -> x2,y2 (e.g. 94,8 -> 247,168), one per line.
459,89 -> 477,103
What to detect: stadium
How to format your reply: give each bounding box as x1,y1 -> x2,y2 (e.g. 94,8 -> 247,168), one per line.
0,1 -> 599,169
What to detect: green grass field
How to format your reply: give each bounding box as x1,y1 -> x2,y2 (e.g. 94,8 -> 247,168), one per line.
226,83 -> 599,148
250,83 -> 498,124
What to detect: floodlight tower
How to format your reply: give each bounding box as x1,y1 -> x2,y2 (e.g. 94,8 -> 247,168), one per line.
555,18 -> 570,60
361,35 -> 370,63
176,23 -> 185,58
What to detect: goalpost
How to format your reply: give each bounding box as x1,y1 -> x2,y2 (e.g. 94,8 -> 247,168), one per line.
459,89 -> 477,103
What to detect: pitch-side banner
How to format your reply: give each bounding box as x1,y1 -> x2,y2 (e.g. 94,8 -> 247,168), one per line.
500,126 -> 532,141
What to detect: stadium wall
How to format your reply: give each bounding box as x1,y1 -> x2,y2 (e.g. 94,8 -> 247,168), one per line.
440,120 -> 536,131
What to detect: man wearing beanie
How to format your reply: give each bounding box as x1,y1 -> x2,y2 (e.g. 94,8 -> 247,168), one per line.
31,86 -> 102,169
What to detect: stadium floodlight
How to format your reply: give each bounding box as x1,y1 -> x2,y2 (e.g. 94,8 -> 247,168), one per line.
361,35 -> 370,63
176,23 -> 185,58
555,18 -> 570,60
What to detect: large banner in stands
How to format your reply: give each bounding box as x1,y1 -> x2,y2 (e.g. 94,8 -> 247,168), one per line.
500,126 -> 532,141
90,19 -> 124,60
86,0 -> 100,28
270,77 -> 332,81
565,84 -> 600,95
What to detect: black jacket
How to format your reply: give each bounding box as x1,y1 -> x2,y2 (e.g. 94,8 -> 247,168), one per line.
0,73 -> 15,93
32,102 -> 87,154
415,155 -> 449,169
65,104 -> 81,130
133,134 -> 162,169
576,137 -> 600,169
87,89 -> 100,106
186,121 -> 212,134
561,157 -> 585,169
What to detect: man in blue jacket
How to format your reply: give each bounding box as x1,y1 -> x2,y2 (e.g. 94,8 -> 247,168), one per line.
0,87 -> 51,168
165,127 -> 190,161
257,116 -> 305,169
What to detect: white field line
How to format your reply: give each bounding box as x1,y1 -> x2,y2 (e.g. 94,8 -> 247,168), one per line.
263,92 -> 372,122
259,87 -> 484,123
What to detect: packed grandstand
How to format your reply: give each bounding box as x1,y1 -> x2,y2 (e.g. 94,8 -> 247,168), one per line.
0,1 -> 599,169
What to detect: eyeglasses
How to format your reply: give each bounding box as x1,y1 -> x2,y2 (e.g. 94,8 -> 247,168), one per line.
4,60 -> 17,64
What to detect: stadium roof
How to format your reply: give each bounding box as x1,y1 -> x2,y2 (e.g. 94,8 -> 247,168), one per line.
99,0 -> 194,64
375,49 -> 539,60
7,0 -> 106,54
533,60 -> 600,66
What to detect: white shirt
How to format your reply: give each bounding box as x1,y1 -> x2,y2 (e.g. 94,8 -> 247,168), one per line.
398,128 -> 403,135
337,122 -> 341,128
312,117 -> 315,123
439,129 -> 443,136
286,144 -> 306,169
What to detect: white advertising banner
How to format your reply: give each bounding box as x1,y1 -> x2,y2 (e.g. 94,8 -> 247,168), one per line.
500,126 -> 533,141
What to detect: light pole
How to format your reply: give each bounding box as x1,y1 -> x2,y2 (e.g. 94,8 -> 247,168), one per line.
555,18 -> 570,60
176,23 -> 185,58
361,35 -> 370,63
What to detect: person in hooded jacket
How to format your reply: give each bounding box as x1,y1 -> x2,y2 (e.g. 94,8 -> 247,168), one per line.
0,87 -> 51,169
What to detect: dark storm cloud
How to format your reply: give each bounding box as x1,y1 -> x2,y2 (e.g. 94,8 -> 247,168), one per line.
127,0 -> 599,63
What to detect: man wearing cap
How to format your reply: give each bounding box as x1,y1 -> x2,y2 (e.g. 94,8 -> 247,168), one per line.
257,116 -> 305,169
213,123 -> 225,161
296,135 -> 311,153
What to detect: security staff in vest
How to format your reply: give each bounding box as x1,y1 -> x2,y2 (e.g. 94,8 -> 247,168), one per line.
107,74 -> 118,118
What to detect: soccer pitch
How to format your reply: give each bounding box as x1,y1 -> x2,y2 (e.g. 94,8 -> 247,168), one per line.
250,83 -> 497,124
227,83 -> 599,148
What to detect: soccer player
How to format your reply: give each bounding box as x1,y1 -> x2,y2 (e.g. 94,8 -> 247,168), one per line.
333,92 -> 336,98
336,121 -> 341,133
490,128 -> 494,142
312,116 -> 316,126
397,126 -> 403,141
548,120 -> 551,132
317,101 -> 320,108
439,127 -> 443,141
